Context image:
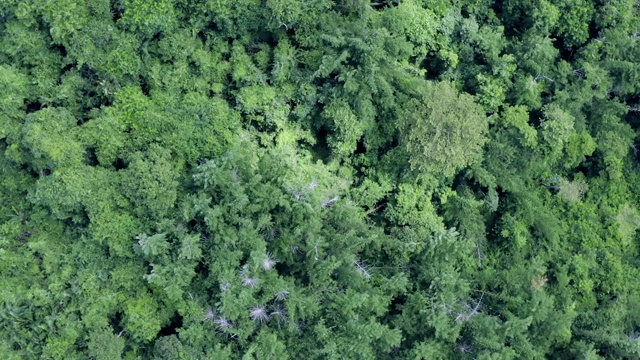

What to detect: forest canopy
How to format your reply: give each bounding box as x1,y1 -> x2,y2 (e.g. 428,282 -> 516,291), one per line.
1,0 -> 640,359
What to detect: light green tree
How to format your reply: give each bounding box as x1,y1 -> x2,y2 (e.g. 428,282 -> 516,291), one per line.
615,203 -> 640,243
88,328 -> 125,360
556,177 -> 589,203
400,81 -> 488,178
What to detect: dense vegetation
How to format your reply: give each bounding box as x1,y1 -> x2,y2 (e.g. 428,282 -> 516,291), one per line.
1,0 -> 640,358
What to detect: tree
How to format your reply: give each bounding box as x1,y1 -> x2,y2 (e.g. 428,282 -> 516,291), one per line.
552,177 -> 589,203
615,203 -> 640,243
0,65 -> 28,144
153,335 -> 185,360
121,144 -> 179,220
118,0 -> 177,38
88,328 -> 125,360
554,0 -> 595,48
124,293 -> 164,342
3,0 -> 640,358
400,81 -> 488,178
539,103 -> 576,164
21,108 -> 84,171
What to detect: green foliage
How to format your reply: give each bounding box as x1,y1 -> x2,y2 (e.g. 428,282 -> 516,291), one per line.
554,0 -> 595,47
540,103 -> 576,163
498,105 -> 538,148
21,108 -> 84,171
321,97 -> 363,157
615,203 -> 640,243
401,81 -> 488,178
153,335 -> 185,360
125,293 -> 164,342
0,65 -> 28,143
557,177 -> 589,203
2,0 -> 640,358
88,328 -> 125,360
119,0 -> 177,37
121,144 -> 179,220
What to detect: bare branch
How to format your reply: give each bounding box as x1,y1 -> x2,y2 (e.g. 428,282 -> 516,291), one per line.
203,308 -> 216,322
354,260 -> 371,280
275,290 -> 290,301
270,305 -> 287,326
262,252 -> 278,271
250,306 -> 269,323
454,294 -> 483,322
321,196 -> 340,209
242,277 -> 259,288
214,316 -> 234,331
